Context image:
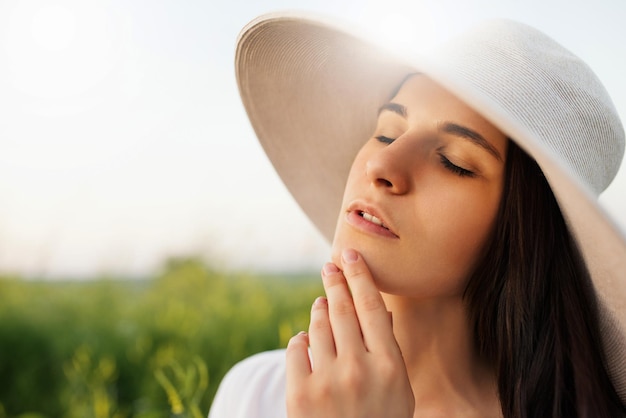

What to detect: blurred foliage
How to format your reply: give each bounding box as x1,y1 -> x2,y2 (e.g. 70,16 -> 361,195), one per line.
0,258 -> 322,417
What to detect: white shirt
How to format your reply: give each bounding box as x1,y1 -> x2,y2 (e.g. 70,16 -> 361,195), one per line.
209,349 -> 287,418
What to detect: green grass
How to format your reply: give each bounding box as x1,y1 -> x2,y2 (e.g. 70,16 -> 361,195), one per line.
0,258 -> 322,418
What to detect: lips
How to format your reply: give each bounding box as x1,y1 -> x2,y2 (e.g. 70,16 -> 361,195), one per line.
346,202 -> 399,238
359,211 -> 389,230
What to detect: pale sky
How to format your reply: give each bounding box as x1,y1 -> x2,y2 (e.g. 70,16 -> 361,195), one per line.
0,0 -> 624,278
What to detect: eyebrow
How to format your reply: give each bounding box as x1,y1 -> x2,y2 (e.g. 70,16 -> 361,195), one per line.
378,102 -> 502,162
439,122 -> 503,161
378,102 -> 407,118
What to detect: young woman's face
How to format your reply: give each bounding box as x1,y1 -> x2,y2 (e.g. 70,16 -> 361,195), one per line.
331,75 -> 508,300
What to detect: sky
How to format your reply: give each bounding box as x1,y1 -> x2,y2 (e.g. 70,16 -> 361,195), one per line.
0,0 -> 624,279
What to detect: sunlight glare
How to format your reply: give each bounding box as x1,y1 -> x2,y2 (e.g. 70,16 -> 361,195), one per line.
356,1 -> 439,57
31,5 -> 76,51
378,12 -> 435,54
2,1 -> 133,170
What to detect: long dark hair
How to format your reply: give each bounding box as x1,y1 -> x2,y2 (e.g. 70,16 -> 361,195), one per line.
464,141 -> 625,417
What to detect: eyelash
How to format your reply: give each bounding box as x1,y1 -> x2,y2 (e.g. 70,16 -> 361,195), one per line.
438,155 -> 476,178
375,135 -> 476,178
376,135 -> 394,144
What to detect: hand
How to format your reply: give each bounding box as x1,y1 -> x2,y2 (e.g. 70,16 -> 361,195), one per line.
286,248 -> 415,418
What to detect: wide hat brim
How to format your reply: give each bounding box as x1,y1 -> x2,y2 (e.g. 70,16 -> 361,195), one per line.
236,12 -> 626,400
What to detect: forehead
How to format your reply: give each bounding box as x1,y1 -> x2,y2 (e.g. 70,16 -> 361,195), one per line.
392,75 -> 482,117
388,75 -> 507,147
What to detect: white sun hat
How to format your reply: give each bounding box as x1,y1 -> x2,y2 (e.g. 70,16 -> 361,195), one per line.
235,12 -> 626,400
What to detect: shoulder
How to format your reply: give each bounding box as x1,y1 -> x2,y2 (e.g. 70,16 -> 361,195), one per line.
209,349 -> 287,418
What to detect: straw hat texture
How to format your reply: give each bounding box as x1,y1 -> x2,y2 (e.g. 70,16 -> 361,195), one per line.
235,12 -> 626,400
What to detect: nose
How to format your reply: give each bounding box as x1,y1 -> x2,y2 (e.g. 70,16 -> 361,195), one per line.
365,138 -> 416,194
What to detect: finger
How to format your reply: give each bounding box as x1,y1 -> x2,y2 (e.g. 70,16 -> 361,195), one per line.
286,331 -> 311,386
321,262 -> 366,356
307,296 -> 335,369
341,248 -> 396,353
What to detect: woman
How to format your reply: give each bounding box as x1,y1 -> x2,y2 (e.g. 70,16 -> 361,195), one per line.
210,12 -> 626,417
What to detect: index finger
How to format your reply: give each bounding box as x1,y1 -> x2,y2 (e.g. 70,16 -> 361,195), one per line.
340,248 -> 396,353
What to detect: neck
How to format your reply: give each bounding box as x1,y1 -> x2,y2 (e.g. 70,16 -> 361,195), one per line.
381,293 -> 500,417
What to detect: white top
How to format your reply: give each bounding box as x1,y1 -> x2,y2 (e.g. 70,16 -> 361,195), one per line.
209,349 -> 287,418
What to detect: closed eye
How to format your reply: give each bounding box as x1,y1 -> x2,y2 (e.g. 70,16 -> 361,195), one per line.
375,135 -> 395,144
439,154 -> 475,178
376,135 -> 476,178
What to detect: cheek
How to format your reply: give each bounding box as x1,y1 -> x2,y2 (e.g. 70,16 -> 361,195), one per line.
391,189 -> 502,297
424,186 -> 502,271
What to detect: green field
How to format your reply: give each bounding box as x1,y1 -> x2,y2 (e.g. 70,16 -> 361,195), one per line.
0,258 -> 322,418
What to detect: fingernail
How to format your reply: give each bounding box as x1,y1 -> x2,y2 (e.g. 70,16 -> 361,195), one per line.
342,248 -> 358,264
297,331 -> 307,336
313,296 -> 327,307
322,262 -> 339,275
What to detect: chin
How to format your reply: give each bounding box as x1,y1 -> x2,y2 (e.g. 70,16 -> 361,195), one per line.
329,241 -> 344,271
331,238 -> 384,286
331,222 -> 400,293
